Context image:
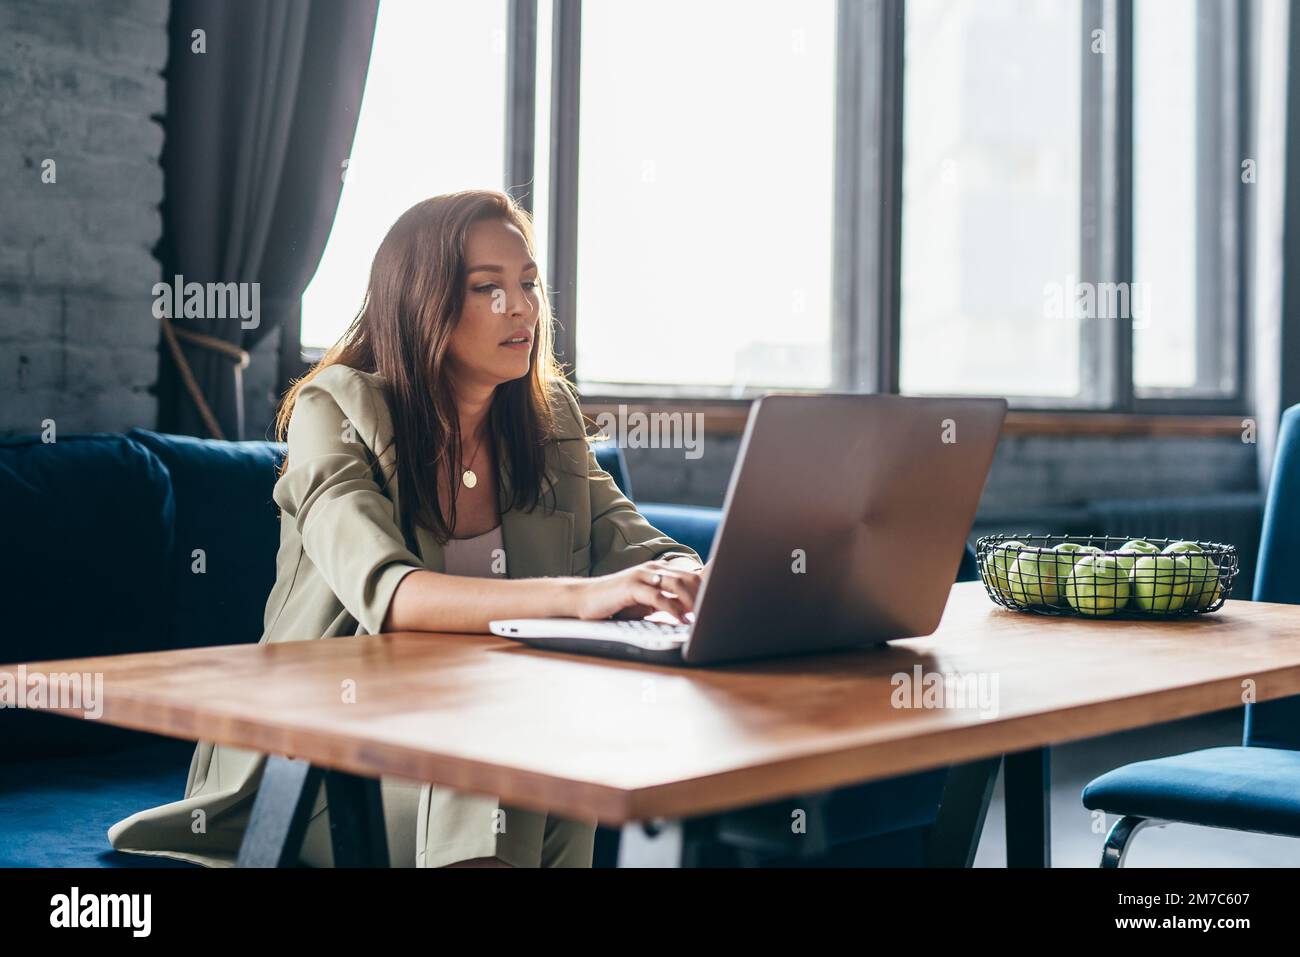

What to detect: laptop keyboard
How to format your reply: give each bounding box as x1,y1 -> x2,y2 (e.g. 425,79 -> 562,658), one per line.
613,620 -> 691,637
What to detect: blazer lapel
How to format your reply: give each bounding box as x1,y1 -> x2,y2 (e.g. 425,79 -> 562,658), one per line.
497,430 -> 574,580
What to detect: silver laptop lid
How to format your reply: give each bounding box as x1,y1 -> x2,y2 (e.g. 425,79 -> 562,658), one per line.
682,393 -> 1006,665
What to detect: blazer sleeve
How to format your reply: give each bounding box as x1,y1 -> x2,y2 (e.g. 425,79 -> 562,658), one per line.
273,369 -> 425,634
558,389 -> 704,577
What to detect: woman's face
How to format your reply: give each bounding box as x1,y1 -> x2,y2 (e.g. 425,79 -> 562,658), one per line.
446,218 -> 542,391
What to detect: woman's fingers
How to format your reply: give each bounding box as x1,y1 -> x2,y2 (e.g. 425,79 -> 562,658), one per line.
646,570 -> 701,609
632,583 -> 690,622
661,571 -> 701,605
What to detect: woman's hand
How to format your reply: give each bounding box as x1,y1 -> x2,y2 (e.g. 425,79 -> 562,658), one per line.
569,559 -> 704,623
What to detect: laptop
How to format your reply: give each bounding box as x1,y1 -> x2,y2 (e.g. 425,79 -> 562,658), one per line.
490,393 -> 1007,666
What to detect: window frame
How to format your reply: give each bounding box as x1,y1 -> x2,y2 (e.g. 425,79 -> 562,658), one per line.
287,0 -> 1254,421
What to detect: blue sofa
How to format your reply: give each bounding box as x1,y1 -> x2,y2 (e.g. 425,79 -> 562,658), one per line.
0,429 -> 977,867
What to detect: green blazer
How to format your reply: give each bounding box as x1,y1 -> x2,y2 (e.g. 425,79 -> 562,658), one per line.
107,364 -> 701,867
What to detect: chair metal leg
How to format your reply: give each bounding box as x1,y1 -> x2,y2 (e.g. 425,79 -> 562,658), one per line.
1100,815 -> 1152,868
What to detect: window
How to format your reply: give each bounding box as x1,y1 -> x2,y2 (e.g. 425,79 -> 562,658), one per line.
300,0 -> 509,351
895,0 -> 1245,409
900,0 -> 1083,400
571,0 -> 838,394
1132,0 -> 1239,398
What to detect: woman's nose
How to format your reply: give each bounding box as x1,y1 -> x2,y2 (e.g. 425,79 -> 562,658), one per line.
506,288 -> 534,317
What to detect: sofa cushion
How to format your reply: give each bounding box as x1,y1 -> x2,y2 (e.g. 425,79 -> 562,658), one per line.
0,739 -> 201,867
0,434 -> 176,759
129,429 -> 284,650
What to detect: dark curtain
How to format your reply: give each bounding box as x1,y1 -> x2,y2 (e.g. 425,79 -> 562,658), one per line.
156,0 -> 380,439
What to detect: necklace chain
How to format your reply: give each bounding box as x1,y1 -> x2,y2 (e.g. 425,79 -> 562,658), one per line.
461,426 -> 486,489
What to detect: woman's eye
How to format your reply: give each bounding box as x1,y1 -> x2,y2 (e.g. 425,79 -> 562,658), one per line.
473,281 -> 540,292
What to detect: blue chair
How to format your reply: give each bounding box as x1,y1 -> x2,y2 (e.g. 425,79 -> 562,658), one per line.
1080,403 -> 1300,866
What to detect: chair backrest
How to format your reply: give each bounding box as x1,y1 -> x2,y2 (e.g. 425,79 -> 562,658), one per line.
1246,403 -> 1300,749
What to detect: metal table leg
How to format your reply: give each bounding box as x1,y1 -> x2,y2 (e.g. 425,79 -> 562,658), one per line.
924,756 -> 1002,867
1003,746 -> 1051,868
236,755 -> 388,867
324,767 -> 390,867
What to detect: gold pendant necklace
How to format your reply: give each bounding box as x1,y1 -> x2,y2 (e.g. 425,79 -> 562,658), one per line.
461,429 -> 485,489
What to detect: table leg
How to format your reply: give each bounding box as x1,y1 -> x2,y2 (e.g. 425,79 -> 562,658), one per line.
236,755 -> 322,867
236,756 -> 389,867
323,768 -> 390,867
924,756 -> 1001,867
1003,746 -> 1051,868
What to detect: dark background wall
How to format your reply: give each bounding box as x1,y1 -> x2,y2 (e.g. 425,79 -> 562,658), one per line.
0,0 -> 168,434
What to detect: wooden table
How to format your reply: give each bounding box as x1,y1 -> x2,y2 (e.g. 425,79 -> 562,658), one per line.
12,582 -> 1300,867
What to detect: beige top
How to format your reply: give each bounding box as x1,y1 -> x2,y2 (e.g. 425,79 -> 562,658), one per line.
442,524 -> 505,579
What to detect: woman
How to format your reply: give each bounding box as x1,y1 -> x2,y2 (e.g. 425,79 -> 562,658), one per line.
109,189 -> 707,868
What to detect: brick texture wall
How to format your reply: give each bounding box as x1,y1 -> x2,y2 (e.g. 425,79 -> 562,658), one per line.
0,0 -> 168,436
624,431 -> 1258,515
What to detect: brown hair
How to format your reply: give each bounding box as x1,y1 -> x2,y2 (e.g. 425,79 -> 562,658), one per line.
276,189 -> 574,545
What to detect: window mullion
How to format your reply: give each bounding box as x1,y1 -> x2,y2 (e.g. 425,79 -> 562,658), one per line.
841,0 -> 902,396
505,0 -> 539,214
547,0 -> 581,383
1114,0 -> 1135,412
832,0 -> 863,393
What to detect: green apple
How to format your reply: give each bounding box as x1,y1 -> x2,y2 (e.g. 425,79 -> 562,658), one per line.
1052,542 -> 1102,564
1162,541 -> 1203,555
1131,554 -> 1193,612
1051,544 -> 1100,604
1007,550 -> 1059,607
987,541 -> 1025,599
1183,553 -> 1222,610
1050,544 -> 1084,597
1066,555 -> 1131,616
1054,545 -> 1084,607
1114,539 -> 1160,574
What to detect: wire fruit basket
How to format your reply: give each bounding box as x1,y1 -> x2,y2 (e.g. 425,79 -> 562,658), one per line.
975,534 -> 1238,619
